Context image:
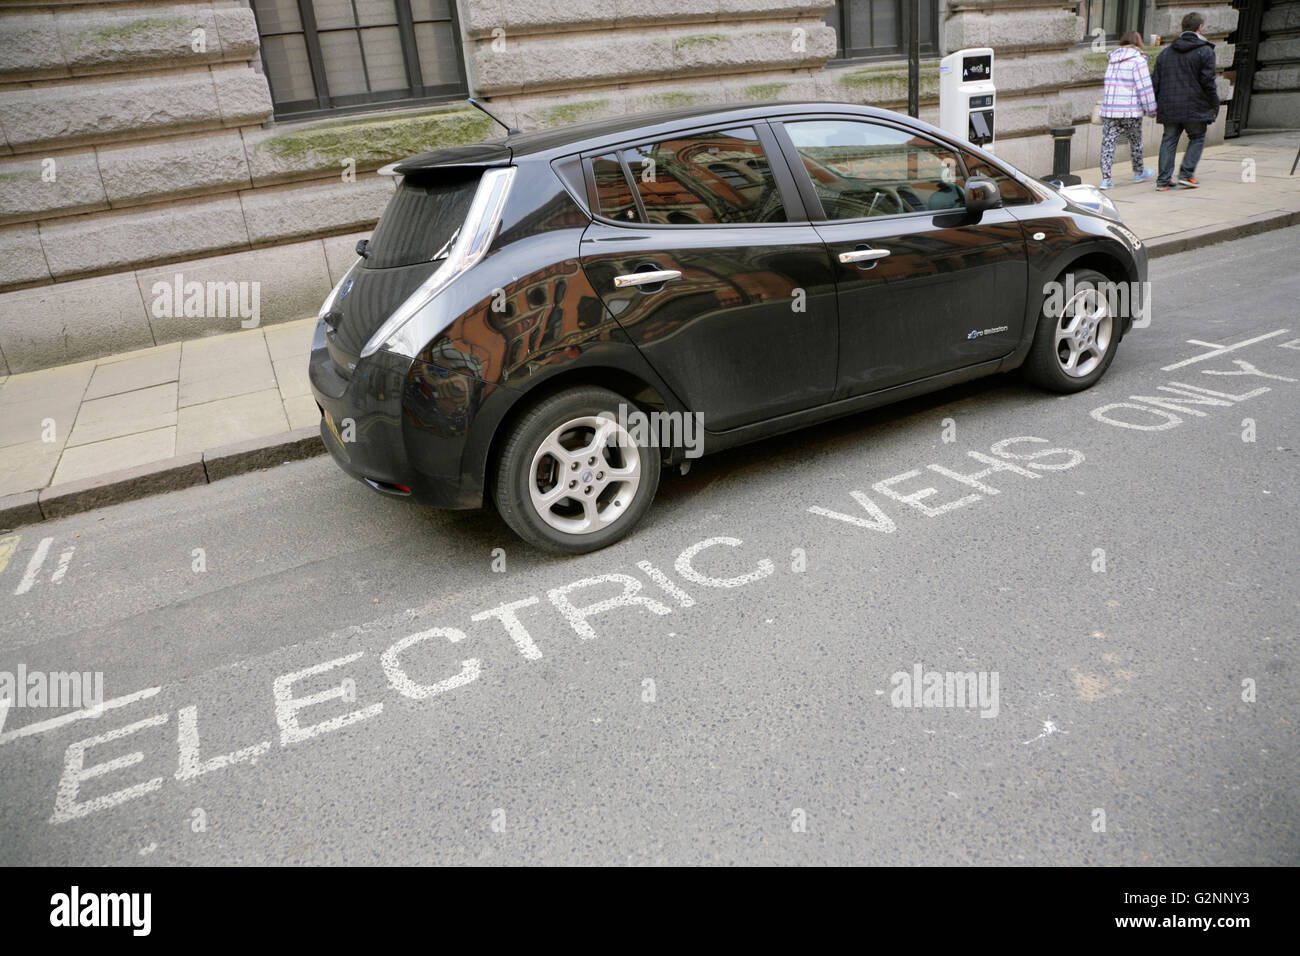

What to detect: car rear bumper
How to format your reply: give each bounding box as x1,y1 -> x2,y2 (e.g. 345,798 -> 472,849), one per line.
307,322 -> 485,510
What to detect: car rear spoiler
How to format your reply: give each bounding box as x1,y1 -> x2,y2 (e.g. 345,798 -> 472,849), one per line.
388,142 -> 514,176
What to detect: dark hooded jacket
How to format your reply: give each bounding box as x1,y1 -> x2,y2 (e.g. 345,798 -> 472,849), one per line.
1152,32 -> 1219,124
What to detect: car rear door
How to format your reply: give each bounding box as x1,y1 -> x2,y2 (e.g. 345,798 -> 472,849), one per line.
576,123 -> 839,432
771,117 -> 1029,397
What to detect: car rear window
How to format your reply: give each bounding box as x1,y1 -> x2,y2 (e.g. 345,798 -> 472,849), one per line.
616,127 -> 786,225
364,168 -> 482,269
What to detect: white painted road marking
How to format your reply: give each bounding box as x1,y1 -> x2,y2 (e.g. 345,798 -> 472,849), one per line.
381,628 -> 480,700
1161,328 -> 1290,371
14,536 -> 780,824
273,652 -> 383,746
49,713 -> 170,823
0,686 -> 162,746
548,574 -> 672,641
176,705 -> 270,781
51,547 -> 75,584
1091,382 -> 1270,430
15,536 -> 52,595
470,596 -> 545,660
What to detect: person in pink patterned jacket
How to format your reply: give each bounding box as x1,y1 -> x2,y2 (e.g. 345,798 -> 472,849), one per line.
1099,32 -> 1158,189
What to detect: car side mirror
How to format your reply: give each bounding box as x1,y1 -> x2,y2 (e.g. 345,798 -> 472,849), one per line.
963,176 -> 1002,222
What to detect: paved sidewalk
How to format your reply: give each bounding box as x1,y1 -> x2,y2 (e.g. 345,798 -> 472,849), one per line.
1,130 -> 1298,529
1073,129 -> 1300,251
1,316 -> 320,526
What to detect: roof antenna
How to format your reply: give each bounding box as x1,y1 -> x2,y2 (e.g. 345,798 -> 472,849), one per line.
468,97 -> 520,136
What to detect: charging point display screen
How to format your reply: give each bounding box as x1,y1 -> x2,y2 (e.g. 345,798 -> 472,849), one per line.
962,55 -> 992,82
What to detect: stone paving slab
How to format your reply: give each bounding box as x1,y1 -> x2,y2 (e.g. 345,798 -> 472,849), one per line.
51,426 -> 176,487
175,387 -> 289,455
83,344 -> 181,401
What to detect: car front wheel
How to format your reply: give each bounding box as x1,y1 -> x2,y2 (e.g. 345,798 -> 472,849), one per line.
492,386 -> 661,554
1022,268 -> 1120,393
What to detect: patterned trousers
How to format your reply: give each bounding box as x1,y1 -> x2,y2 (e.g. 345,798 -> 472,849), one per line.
1100,117 -> 1144,179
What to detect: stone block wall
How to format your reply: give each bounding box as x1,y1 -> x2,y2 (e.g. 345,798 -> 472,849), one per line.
0,2 -> 503,373
1252,0 -> 1300,127
460,0 -> 839,129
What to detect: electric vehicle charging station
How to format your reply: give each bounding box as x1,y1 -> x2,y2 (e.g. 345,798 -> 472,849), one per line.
939,48 -> 996,152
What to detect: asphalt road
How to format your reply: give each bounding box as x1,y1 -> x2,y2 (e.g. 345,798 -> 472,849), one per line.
1,227 -> 1297,866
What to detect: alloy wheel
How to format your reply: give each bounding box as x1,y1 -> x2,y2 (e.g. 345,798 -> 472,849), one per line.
1054,286 -> 1113,378
527,415 -> 642,535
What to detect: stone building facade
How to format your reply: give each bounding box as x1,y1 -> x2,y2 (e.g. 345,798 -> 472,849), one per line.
0,0 -> 1290,375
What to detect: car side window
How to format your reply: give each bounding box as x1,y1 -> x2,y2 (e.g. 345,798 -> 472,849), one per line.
783,120 -> 967,221
961,151 -> 1037,206
620,128 -> 786,225
592,153 -> 641,222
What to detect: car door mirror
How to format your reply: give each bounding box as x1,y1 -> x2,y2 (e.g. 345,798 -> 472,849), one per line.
963,176 -> 1002,222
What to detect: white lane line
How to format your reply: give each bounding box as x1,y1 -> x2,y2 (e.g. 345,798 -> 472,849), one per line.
50,547 -> 75,584
0,686 -> 162,746
1161,329 -> 1291,371
14,536 -> 53,595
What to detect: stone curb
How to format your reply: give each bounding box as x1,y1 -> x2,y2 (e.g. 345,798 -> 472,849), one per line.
201,426 -> 326,482
37,453 -> 207,523
0,427 -> 325,531
1144,208 -> 1300,259
0,491 -> 42,531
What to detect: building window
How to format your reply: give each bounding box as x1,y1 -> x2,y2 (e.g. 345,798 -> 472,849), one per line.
822,0 -> 939,59
1082,0 -> 1145,40
251,1 -> 467,118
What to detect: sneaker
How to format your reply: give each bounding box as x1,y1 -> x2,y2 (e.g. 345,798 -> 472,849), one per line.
1178,176 -> 1199,188
1133,169 -> 1155,183
1156,183 -> 1176,191
1099,178 -> 1115,190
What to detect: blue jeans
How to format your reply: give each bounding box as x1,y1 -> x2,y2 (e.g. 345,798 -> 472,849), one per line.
1158,121 -> 1207,186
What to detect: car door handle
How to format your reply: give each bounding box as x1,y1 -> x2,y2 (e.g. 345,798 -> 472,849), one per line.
839,248 -> 891,264
614,269 -> 683,288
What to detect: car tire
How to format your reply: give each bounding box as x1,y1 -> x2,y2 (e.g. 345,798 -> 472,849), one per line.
492,386 -> 662,554
1022,268 -> 1120,393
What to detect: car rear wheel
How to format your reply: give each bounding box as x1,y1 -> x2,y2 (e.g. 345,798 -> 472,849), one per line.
492,387 -> 661,554
1022,268 -> 1119,393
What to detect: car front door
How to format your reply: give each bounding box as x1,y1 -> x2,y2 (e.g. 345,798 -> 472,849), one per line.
577,124 -> 839,432
772,117 -> 1029,397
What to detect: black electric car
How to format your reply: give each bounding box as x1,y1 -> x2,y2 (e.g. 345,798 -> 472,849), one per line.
308,102 -> 1146,553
